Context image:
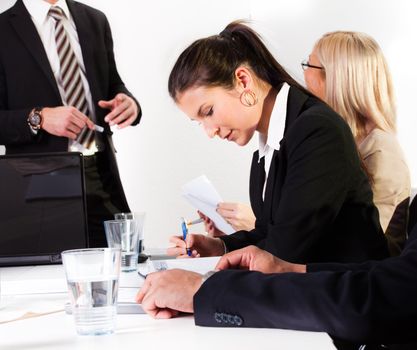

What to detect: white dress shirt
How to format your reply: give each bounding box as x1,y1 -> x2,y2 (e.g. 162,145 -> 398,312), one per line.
23,0 -> 96,153
258,83 -> 290,198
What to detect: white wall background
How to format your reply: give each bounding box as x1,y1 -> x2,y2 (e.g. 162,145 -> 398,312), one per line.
1,0 -> 416,248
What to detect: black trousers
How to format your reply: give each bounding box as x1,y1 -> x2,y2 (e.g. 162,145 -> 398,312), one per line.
83,152 -> 129,247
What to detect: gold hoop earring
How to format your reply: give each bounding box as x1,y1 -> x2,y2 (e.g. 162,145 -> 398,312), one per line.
240,89 -> 258,107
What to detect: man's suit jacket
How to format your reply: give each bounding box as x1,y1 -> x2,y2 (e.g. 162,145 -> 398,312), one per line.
221,86 -> 388,264
0,0 -> 141,210
195,225 -> 417,346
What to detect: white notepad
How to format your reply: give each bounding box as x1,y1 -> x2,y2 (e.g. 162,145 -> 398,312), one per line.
138,256 -> 220,277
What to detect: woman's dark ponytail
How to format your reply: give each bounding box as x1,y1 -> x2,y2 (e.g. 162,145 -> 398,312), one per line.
168,20 -> 309,101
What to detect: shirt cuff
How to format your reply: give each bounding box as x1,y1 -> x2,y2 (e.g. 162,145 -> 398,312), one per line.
219,238 -> 228,254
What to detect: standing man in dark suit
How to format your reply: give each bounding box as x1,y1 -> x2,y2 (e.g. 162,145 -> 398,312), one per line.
0,0 -> 142,246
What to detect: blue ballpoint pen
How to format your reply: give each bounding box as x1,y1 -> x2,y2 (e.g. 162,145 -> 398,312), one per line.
180,217 -> 192,256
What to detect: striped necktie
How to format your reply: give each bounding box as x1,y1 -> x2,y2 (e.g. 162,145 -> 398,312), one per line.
48,6 -> 94,150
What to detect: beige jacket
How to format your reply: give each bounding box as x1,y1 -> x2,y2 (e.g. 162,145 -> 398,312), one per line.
359,129 -> 411,256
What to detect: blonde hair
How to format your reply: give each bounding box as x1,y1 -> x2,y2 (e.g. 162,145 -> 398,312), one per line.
314,31 -> 396,141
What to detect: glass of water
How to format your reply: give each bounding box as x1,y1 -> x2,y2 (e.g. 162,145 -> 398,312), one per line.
61,248 -> 121,336
114,212 -> 146,255
104,218 -> 143,272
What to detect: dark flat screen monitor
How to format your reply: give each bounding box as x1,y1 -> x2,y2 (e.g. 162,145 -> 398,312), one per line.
0,152 -> 88,266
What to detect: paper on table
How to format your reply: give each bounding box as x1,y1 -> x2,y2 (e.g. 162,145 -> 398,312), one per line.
138,256 -> 221,277
182,175 -> 235,235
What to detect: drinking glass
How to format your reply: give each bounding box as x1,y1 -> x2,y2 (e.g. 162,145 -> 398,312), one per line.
61,248 -> 121,336
114,212 -> 146,255
104,218 -> 143,271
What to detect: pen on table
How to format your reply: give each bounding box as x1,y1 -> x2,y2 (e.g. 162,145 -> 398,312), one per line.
180,217 -> 192,256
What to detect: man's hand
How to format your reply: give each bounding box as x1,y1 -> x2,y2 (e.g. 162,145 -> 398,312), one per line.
41,106 -> 94,139
166,233 -> 225,258
99,93 -> 138,129
216,246 -> 306,274
136,269 -> 202,318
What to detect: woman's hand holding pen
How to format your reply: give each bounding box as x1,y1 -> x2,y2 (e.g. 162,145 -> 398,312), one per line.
167,234 -> 200,258
166,234 -> 225,258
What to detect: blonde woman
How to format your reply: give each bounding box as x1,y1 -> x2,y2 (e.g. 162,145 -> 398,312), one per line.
303,31 -> 410,256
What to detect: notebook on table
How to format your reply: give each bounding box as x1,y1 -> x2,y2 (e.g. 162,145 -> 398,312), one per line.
0,152 -> 88,267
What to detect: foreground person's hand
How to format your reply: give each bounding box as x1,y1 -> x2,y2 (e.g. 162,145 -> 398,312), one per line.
136,269 -> 202,318
216,245 -> 306,274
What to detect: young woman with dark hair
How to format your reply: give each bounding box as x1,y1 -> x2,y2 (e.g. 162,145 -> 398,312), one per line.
167,21 -> 388,264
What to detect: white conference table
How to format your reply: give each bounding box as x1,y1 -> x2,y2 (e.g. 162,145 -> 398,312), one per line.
0,265 -> 336,350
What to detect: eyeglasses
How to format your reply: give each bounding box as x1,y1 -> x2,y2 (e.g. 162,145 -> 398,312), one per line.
301,59 -> 324,71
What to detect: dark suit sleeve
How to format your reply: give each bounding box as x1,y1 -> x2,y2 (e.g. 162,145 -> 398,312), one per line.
102,16 -> 141,125
308,228 -> 417,273
220,227 -> 266,252
264,112 -> 354,261
0,60 -> 36,146
222,110 -> 360,260
194,239 -> 417,343
308,260 -> 377,273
